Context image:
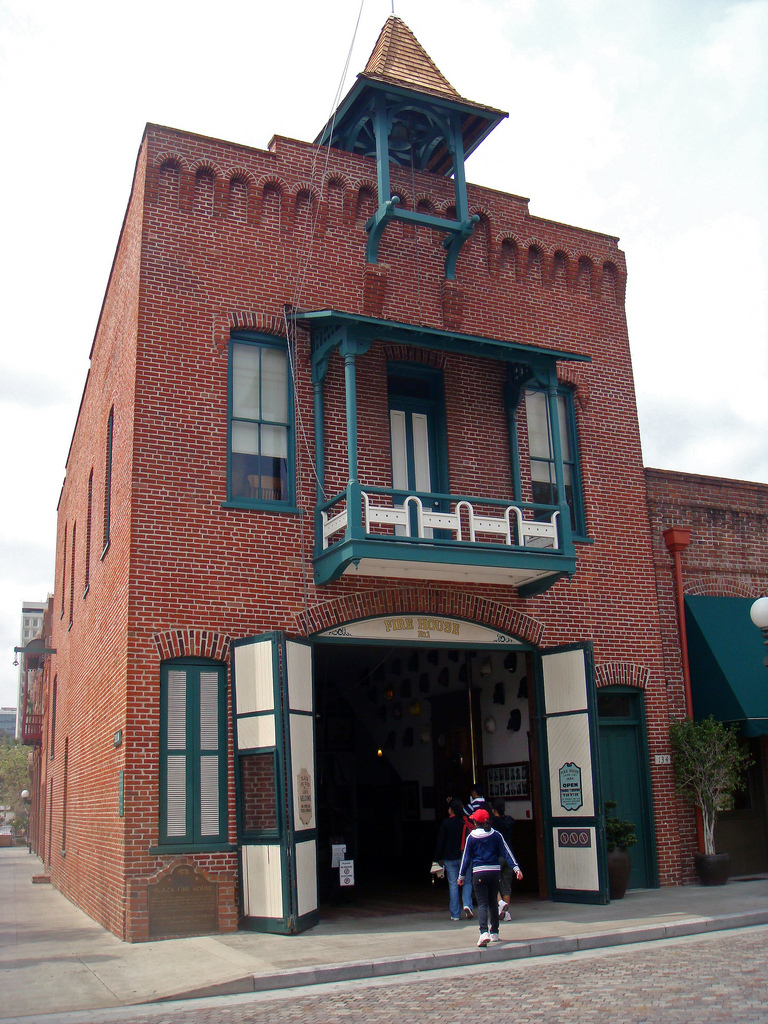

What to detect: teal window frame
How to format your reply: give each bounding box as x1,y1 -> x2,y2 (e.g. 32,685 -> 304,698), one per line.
158,658 -> 229,848
226,334 -> 295,510
101,408 -> 113,559
386,362 -> 449,491
523,384 -> 586,539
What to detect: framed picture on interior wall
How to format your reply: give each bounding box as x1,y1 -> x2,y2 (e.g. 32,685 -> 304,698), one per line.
485,762 -> 530,800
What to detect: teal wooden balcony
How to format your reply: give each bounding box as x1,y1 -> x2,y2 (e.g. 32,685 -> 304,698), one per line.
314,483 -> 576,595
292,309 -> 588,597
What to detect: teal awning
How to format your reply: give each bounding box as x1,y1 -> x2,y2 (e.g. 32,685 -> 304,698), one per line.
685,596 -> 768,737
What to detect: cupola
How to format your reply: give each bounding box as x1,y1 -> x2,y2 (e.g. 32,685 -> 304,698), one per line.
316,16 -> 507,278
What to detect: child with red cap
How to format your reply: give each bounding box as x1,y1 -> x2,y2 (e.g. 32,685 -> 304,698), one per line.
458,807 -> 522,946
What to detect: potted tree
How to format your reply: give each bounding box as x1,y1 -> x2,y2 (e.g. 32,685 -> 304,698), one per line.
669,715 -> 751,886
604,801 -> 637,899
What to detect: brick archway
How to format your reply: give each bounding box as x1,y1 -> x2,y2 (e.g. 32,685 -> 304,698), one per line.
294,587 -> 544,647
152,628 -> 232,663
594,662 -> 650,689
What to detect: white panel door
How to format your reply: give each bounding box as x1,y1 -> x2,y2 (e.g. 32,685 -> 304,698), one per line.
539,644 -> 608,904
232,633 -> 318,933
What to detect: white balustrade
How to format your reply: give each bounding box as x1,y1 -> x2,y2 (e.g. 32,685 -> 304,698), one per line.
321,493 -> 560,551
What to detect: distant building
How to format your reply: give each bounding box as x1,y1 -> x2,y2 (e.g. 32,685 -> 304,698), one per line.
0,708 -> 17,739
16,602 -> 46,737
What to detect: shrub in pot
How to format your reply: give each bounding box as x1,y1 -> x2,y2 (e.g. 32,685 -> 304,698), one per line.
669,715 -> 751,886
604,801 -> 637,899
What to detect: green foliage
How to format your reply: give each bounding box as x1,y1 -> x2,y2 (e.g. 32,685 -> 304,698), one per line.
604,800 -> 637,852
0,737 -> 32,820
669,715 -> 751,856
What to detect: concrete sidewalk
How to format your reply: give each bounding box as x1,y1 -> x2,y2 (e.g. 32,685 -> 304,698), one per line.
2,848 -> 767,1020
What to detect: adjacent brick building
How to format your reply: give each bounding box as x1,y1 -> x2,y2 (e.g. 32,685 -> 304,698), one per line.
646,468 -> 768,879
28,17 -> 713,940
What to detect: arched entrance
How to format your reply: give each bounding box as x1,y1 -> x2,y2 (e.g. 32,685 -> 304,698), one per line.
230,616 -> 609,932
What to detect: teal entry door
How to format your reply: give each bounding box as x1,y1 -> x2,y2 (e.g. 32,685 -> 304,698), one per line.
598,689 -> 656,890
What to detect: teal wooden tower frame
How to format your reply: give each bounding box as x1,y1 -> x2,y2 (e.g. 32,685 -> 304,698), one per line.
316,18 -> 507,279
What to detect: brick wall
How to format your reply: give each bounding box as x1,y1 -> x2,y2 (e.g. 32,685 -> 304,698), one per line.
646,467 -> 768,880
42,119 -> 678,939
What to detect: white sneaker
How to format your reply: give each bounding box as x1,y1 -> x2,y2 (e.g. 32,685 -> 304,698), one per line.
497,898 -> 509,915
503,911 -> 512,921
477,932 -> 490,947
490,932 -> 500,942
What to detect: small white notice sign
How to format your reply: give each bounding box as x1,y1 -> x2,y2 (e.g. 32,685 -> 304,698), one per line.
339,860 -> 355,886
331,844 -> 346,868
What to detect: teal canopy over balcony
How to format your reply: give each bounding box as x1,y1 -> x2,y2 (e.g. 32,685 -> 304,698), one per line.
291,309 -> 588,596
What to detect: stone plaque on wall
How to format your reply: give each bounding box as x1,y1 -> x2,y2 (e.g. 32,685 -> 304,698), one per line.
148,866 -> 218,939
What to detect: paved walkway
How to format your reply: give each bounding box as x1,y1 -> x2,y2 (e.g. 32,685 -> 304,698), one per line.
2,848 -> 767,1020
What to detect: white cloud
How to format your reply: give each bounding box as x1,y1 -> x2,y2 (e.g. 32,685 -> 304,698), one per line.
0,0 -> 765,703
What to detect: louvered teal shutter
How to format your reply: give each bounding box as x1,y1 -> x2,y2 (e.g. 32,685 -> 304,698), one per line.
164,668 -> 189,838
160,661 -> 228,845
199,670 -> 221,837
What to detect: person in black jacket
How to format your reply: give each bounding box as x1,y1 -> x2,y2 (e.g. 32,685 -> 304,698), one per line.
491,797 -> 516,918
459,808 -> 522,946
434,798 -> 474,920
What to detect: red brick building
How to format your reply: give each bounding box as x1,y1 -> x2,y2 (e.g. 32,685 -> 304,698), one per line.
646,468 -> 768,879
29,18 -> 687,940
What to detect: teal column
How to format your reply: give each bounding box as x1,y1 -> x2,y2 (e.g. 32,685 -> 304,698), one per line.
312,377 -> 325,501
449,111 -> 469,223
340,336 -> 364,540
546,373 -> 572,551
506,403 -> 522,504
373,93 -> 392,212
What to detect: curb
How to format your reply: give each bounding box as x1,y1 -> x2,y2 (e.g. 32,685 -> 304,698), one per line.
156,908 -> 768,1003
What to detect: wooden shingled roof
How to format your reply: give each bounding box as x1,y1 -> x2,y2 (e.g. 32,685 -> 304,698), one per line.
362,16 -> 461,101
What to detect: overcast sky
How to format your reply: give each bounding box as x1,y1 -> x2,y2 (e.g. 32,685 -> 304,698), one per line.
1,0 -> 766,708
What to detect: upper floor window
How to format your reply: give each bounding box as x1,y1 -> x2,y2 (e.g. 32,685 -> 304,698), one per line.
228,337 -> 292,506
524,386 -> 585,537
102,408 -> 114,556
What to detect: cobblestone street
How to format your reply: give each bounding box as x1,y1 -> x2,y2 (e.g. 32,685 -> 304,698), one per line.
31,925 -> 768,1024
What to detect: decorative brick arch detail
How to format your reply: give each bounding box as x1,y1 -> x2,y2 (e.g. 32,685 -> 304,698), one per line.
293,588 -> 544,647
213,310 -> 287,354
600,260 -> 627,306
153,628 -> 232,663
595,662 -> 651,690
381,344 -> 446,370
684,577 -> 757,599
558,365 -> 591,410
494,233 -> 522,280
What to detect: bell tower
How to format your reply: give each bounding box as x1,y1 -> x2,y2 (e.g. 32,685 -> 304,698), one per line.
316,16 -> 507,279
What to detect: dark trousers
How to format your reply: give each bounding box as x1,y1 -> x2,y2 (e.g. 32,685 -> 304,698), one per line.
472,870 -> 501,934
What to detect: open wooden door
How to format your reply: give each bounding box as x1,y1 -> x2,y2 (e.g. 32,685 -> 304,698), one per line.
536,643 -> 608,904
232,632 -> 318,933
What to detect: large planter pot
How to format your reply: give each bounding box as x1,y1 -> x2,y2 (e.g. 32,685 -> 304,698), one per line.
694,852 -> 730,886
607,848 -> 632,900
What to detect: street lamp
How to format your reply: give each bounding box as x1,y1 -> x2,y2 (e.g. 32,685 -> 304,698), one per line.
750,597 -> 768,668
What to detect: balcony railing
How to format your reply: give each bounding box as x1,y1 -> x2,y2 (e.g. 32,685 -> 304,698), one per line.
20,709 -> 43,746
314,484 -> 576,593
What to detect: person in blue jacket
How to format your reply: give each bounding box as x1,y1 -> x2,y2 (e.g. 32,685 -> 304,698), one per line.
458,808 -> 522,946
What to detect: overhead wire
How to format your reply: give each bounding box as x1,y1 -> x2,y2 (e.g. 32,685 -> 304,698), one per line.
278,0 -> 367,623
